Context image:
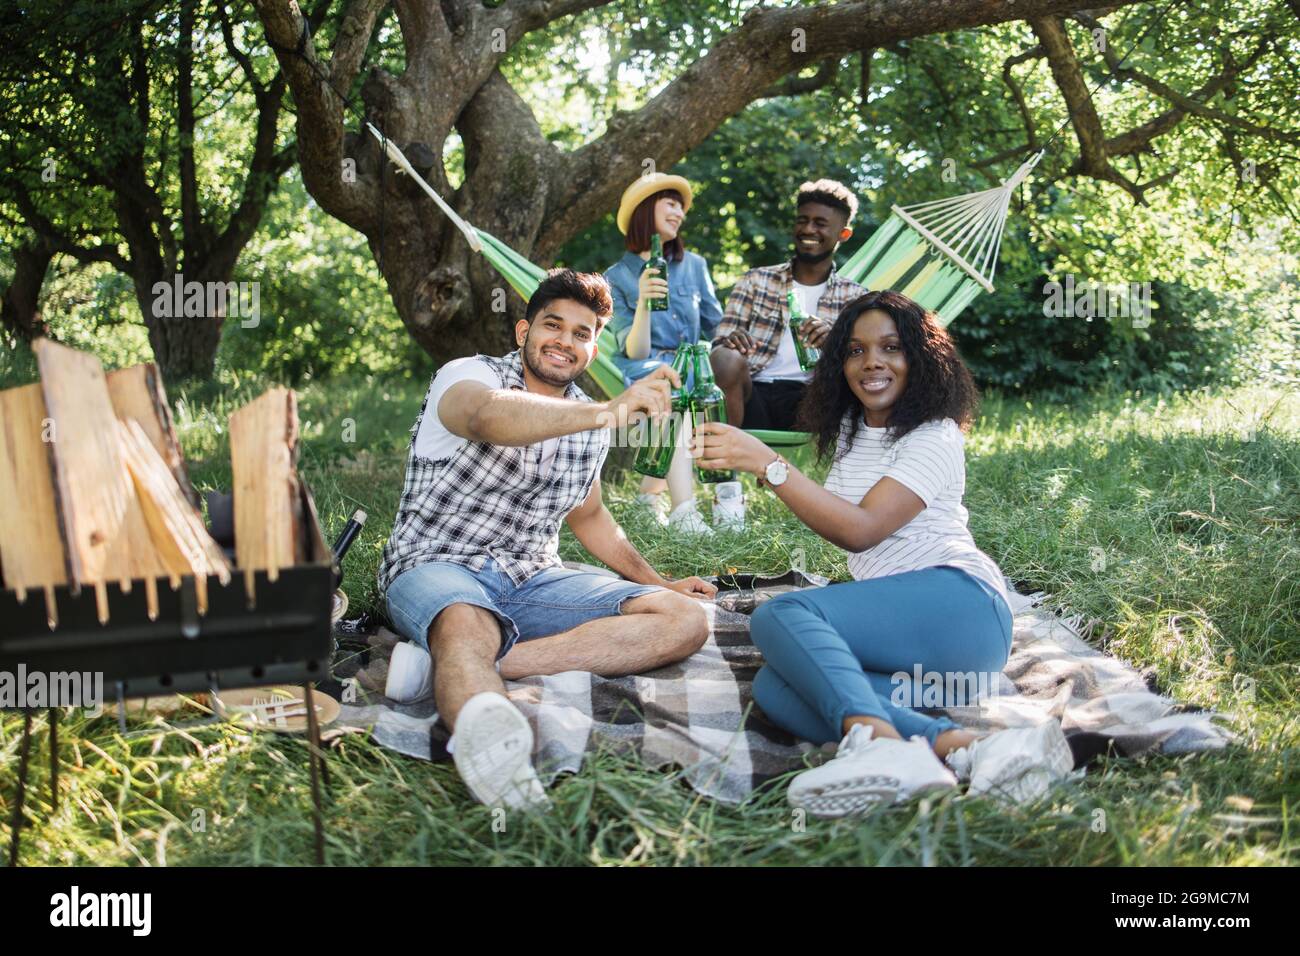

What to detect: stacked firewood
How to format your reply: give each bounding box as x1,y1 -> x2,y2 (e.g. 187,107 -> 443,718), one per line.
0,339 -> 307,624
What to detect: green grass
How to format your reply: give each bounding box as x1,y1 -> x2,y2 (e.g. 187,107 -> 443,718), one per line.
1,378 -> 1296,866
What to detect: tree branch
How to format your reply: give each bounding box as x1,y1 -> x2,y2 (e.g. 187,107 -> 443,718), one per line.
1002,44 -> 1044,150
179,0 -> 205,266
544,0 -> 1148,244
1072,14 -> 1294,149
205,71 -> 296,279
9,181 -> 130,272
1029,12 -> 1292,205
334,0 -> 393,89
759,57 -> 840,99
218,0 -> 266,95
251,0 -> 380,231
859,46 -> 874,115
497,0 -> 615,37
1029,15 -> 1135,193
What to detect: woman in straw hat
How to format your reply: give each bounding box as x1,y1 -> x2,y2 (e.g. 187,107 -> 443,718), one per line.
604,172 -> 724,535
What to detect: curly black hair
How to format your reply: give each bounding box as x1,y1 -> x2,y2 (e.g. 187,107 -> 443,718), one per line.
796,290 -> 980,460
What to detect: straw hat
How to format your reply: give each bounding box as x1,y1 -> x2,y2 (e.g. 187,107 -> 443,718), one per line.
616,172 -> 694,235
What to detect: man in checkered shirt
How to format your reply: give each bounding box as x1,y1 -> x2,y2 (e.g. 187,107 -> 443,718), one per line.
710,180 -> 867,430
379,269 -> 716,811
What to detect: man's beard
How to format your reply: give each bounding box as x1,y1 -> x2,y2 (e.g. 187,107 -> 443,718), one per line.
794,246 -> 834,265
522,332 -> 585,388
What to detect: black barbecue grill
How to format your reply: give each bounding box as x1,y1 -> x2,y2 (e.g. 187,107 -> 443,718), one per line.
1,481 -> 342,866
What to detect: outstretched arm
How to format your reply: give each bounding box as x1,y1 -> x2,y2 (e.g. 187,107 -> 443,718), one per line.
439,380 -> 604,446
694,423 -> 924,551
565,479 -> 717,599
439,363 -> 681,447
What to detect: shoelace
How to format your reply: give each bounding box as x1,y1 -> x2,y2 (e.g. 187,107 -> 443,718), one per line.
836,724 -> 878,758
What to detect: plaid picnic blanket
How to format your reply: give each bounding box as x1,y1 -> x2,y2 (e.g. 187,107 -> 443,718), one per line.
331,570 -> 1234,804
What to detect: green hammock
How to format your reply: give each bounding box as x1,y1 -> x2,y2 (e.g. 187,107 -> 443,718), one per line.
838,152 -> 1042,326
369,124 -> 1039,447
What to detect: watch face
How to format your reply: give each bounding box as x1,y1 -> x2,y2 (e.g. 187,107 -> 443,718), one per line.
767,459 -> 789,486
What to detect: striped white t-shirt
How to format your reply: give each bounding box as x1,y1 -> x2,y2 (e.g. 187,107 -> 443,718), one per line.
823,416 -> 1011,612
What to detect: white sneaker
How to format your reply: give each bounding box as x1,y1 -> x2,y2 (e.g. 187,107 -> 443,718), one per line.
635,492 -> 669,526
385,641 -> 433,703
668,500 -> 714,537
450,692 -> 549,811
787,724 -> 957,818
945,720 -> 1073,805
712,481 -> 746,531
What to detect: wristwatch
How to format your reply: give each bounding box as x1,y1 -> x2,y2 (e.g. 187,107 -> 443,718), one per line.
760,454 -> 790,488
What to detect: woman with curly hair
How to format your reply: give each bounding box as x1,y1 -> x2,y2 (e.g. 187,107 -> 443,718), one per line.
695,290 -> 1072,817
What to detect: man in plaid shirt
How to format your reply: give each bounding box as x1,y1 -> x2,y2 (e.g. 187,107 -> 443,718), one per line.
379,269 -> 716,811
710,180 -> 867,430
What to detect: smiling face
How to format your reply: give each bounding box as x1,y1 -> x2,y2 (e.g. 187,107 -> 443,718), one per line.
516,298 -> 601,391
844,308 -> 909,426
794,201 -> 850,264
654,195 -> 685,242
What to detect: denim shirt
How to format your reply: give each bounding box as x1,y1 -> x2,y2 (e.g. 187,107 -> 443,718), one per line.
604,249 -> 723,380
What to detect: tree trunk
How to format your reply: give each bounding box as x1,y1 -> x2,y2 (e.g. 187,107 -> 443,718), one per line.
1,240 -> 56,343
144,310 -> 224,381
130,271 -> 226,381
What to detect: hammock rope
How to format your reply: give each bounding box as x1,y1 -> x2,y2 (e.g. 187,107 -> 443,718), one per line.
367,124 -> 482,253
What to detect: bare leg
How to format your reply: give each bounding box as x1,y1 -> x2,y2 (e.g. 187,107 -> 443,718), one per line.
841,716 -> 978,755
638,475 -> 668,497
842,715 -> 903,740
428,603 -> 508,729
498,590 -> 708,680
710,346 -> 752,427
932,728 -> 979,758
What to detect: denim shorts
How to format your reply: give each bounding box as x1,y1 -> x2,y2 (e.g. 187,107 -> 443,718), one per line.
384,558 -> 663,660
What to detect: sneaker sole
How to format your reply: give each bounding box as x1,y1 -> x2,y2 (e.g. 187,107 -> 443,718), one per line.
453,698 -> 549,811
790,775 -> 900,819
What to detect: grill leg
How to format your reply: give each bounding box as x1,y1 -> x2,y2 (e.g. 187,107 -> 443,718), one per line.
49,708 -> 58,812
302,682 -> 325,865
7,711 -> 34,867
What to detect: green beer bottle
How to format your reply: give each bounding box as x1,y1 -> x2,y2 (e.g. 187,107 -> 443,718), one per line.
632,344 -> 691,479
689,343 -> 735,483
788,290 -> 820,371
643,233 -> 670,313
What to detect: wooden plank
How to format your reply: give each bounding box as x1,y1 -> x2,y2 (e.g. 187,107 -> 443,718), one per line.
0,383 -> 68,605
106,362 -> 198,507
229,387 -> 302,582
34,338 -> 166,619
118,418 -> 231,613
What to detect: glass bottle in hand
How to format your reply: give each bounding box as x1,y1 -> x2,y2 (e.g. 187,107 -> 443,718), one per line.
689,343 -> 735,483
643,233 -> 670,313
633,344 -> 691,479
788,290 -> 820,371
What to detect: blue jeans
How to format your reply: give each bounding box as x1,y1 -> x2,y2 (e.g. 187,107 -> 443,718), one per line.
750,567 -> 1013,746
621,347 -> 680,387
385,559 -> 662,660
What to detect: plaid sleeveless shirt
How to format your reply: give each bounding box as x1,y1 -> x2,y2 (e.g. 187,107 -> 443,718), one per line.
377,350 -> 610,593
